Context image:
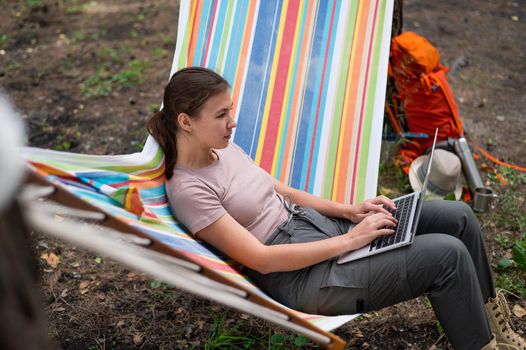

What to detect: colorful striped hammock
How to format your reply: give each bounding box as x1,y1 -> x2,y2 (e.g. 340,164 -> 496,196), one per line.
23,0 -> 394,348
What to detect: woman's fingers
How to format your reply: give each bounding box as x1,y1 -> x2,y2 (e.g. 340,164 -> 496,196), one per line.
360,213 -> 397,233
377,228 -> 395,236
363,201 -> 392,216
368,195 -> 396,211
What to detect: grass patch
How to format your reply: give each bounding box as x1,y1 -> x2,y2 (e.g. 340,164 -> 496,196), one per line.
495,270 -> 526,298
25,0 -> 43,8
82,66 -> 113,97
81,59 -> 148,97
70,30 -> 87,43
205,314 -> 263,350
53,129 -> 81,151
486,167 -> 526,232
153,47 -> 168,59
113,59 -> 149,88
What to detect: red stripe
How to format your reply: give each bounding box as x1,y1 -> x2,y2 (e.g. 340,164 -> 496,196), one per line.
259,0 -> 301,171
350,0 -> 379,202
201,0 -> 218,66
304,0 -> 337,190
145,200 -> 168,207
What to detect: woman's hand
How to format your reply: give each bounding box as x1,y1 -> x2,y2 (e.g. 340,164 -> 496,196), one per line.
343,195 -> 396,223
345,212 -> 397,249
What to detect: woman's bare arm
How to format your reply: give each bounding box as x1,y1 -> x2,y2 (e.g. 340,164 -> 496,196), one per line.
273,179 -> 396,223
196,212 -> 396,274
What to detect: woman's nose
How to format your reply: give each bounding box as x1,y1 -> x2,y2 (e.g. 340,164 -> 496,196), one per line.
227,116 -> 237,129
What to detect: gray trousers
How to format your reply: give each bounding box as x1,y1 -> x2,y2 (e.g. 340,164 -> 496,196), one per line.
245,200 -> 495,349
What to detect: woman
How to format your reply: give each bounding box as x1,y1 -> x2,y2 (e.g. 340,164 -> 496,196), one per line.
147,67 -> 525,350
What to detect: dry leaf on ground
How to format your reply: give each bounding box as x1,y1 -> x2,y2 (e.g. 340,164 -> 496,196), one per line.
41,252 -> 60,268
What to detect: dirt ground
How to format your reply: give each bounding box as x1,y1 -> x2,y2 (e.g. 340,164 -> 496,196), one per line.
1,0 -> 525,349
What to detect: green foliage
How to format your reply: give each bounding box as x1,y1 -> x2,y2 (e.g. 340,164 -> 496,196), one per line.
486,167 -> 526,232
0,33 -> 8,47
5,62 -> 21,73
205,314 -> 262,350
268,332 -> 311,349
443,192 -> 456,201
495,234 -> 513,247
435,320 -> 443,336
497,258 -> 514,269
25,0 -> 43,8
149,279 -> 163,289
82,67 -> 113,97
161,34 -> 173,46
70,30 -> 87,43
113,59 -> 149,88
148,103 -> 160,113
53,130 -> 80,151
65,5 -> 83,14
134,13 -> 145,22
98,47 -> 121,63
513,236 -> 526,271
81,59 -> 148,97
495,271 -> 526,298
153,47 -> 168,59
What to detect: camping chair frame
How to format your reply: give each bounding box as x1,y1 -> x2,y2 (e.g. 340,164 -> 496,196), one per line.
23,171 -> 346,349
21,1 -> 395,348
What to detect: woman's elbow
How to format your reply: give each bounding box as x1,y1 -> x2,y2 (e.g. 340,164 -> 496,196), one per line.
243,247 -> 276,275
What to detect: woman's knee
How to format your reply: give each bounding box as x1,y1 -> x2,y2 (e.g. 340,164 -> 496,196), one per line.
429,200 -> 481,237
406,235 -> 474,294
430,234 -> 470,264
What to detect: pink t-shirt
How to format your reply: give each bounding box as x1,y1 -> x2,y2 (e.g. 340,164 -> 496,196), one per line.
166,143 -> 288,243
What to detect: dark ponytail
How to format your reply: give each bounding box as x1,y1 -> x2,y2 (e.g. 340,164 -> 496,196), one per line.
147,67 -> 230,179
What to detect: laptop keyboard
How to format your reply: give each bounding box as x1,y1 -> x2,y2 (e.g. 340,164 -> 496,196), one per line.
369,194 -> 416,251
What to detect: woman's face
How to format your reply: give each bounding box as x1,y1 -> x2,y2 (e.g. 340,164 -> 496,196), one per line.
192,88 -> 236,149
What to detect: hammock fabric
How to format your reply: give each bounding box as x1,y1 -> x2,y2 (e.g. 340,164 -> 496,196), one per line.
23,0 -> 394,348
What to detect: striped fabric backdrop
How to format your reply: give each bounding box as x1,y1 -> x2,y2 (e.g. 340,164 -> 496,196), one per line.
172,0 -> 391,204
23,0 -> 393,332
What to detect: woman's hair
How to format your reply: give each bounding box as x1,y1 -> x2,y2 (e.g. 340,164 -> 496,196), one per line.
147,67 -> 230,179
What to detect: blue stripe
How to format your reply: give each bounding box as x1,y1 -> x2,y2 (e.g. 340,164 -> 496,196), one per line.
193,0 -> 213,66
234,0 -> 282,158
223,0 -> 249,84
290,0 -> 327,189
140,185 -> 167,199
307,0 -> 340,193
207,0 -> 228,70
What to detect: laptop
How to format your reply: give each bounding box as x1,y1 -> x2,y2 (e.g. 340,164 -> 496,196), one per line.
337,128 -> 439,264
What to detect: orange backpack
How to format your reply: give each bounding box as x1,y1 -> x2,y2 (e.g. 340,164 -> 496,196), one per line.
389,32 -> 464,173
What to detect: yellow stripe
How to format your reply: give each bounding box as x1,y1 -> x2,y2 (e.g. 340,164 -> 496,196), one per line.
255,0 -> 290,164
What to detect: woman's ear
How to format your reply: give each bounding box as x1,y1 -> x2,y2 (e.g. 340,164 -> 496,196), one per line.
177,113 -> 193,132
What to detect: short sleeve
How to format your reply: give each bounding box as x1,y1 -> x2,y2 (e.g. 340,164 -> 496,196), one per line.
167,179 -> 227,235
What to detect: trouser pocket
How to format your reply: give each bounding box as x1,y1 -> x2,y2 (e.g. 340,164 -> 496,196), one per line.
295,208 -> 348,239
